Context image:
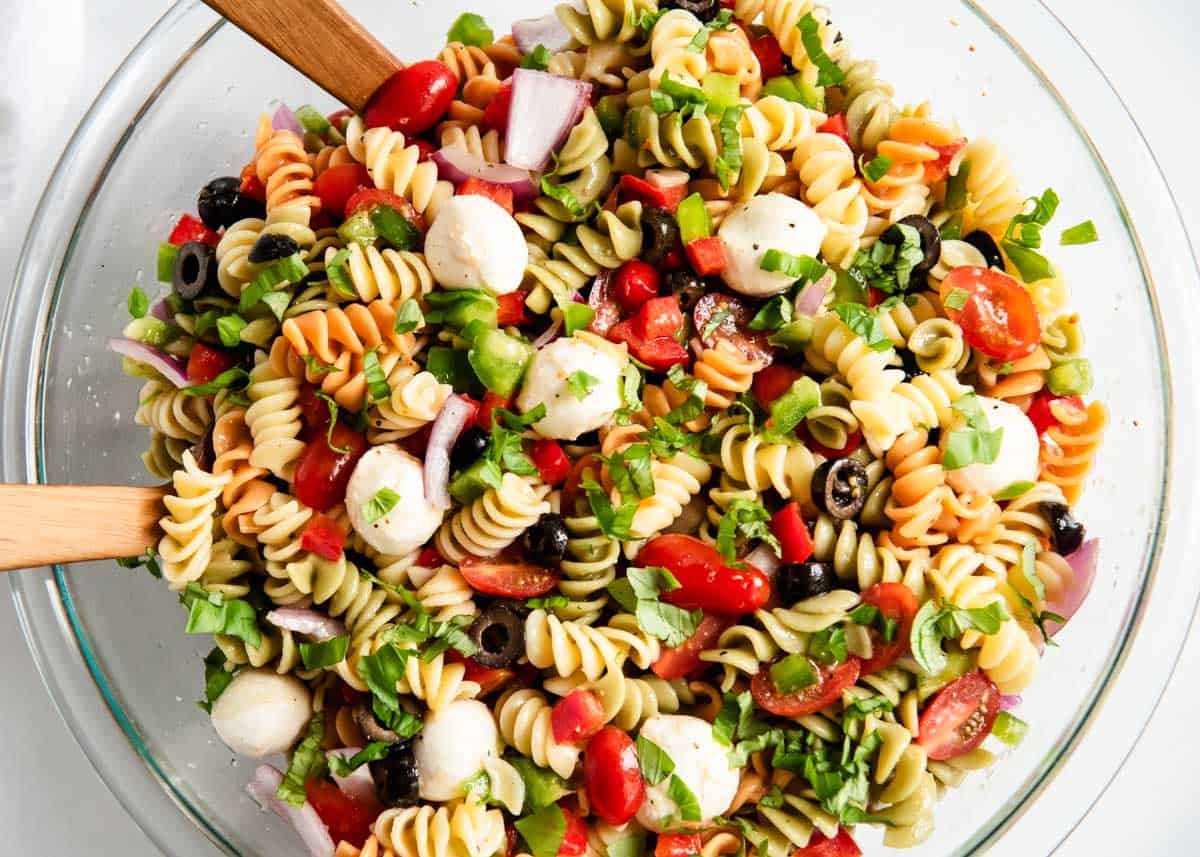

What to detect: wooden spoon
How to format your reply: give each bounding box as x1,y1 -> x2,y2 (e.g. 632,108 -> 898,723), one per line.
0,485 -> 166,572
1,2 -> 405,572
202,0 -> 405,112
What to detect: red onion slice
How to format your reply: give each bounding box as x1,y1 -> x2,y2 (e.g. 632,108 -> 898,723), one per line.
587,270 -> 621,336
999,695 -> 1022,711
1046,538 -> 1099,637
328,747 -> 379,806
745,543 -> 781,580
432,144 -> 540,203
246,765 -> 335,857
272,104 -> 303,136
266,608 -> 346,641
533,316 -> 564,349
108,338 -> 189,388
512,11 -> 576,53
149,296 -> 172,321
425,395 -> 475,509
504,69 -> 592,171
795,271 -> 833,317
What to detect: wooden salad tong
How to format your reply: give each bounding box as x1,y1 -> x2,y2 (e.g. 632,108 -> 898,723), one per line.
1,0 -> 402,572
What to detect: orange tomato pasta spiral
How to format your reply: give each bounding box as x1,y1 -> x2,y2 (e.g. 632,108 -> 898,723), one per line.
253,116 -> 320,216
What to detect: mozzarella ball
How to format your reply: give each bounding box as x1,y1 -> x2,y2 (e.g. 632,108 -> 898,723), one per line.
425,195 -> 527,295
516,337 -> 623,440
943,396 -> 1040,496
635,715 -> 740,832
414,699 -> 500,801
718,193 -> 827,297
345,444 -> 446,555
210,669 -> 311,759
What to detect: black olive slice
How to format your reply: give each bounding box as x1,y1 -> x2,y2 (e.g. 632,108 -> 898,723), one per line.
777,561 -> 837,603
468,604 -> 525,669
811,459 -> 869,520
522,513 -> 569,567
964,230 -> 1005,270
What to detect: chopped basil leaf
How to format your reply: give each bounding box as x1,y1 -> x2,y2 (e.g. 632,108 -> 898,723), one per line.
394,298 -> 424,335
1008,583 -> 1064,648
1001,240 -> 1054,283
1019,541 -> 1046,602
760,249 -> 824,280
944,287 -> 970,311
183,586 -> 261,648
314,392 -> 351,454
446,12 -> 493,47
910,600 -> 949,675
771,653 -> 817,693
302,354 -> 340,377
994,481 -> 1035,500
796,12 -> 845,85
943,393 -> 1004,470
516,804 -> 567,857
277,714 -> 327,807
635,9 -> 667,35
525,595 -> 570,610
748,294 -> 793,332
687,9 -> 734,53
567,370 -> 600,401
911,598 -> 1011,674
808,625 -> 848,665
1060,220 -> 1098,245
261,290 -> 292,321
848,222 -> 924,295
240,253 -> 308,311
701,308 -> 732,341
945,160 -> 970,210
363,348 -> 391,403
716,497 -> 780,561
842,695 -> 894,720
328,741 -> 391,777
862,154 -> 893,183
216,313 -> 246,347
635,599 -> 703,647
832,303 -> 892,352
299,635 -> 350,670
508,754 -> 571,810
326,248 -> 357,297
117,546 -> 162,579
180,367 -> 249,398
541,154 -> 587,218
583,478 -> 637,540
521,44 -> 552,71
1005,188 -> 1060,249
627,565 -> 682,599
128,287 -> 149,319
636,735 -> 676,785
198,647 -> 235,713
667,774 -> 702,821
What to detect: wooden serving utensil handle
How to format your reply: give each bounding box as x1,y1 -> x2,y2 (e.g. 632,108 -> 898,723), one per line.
0,485 -> 166,572
202,0 -> 405,112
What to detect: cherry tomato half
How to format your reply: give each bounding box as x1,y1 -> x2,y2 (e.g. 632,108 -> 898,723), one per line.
293,423 -> 368,511
794,828 -> 862,857
552,689 -> 606,745
747,29 -> 785,81
459,556 -> 560,598
753,364 -> 804,409
365,60 -> 458,135
639,534 -> 770,615
651,613 -> 733,679
917,671 -> 1001,761
305,778 -> 378,848
300,513 -> 346,561
585,727 -> 645,826
941,266 -> 1041,361
751,657 -> 861,718
656,834 -> 703,857
186,343 -> 235,385
612,260 -> 662,313
771,502 -> 814,565
446,650 -> 514,696
558,807 -> 588,857
856,582 -> 919,676
1026,389 -> 1085,437
529,439 -> 570,486
313,163 -> 373,219
296,384 -> 332,439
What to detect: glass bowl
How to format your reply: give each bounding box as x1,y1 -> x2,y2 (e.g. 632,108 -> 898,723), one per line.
5,0 -> 1200,854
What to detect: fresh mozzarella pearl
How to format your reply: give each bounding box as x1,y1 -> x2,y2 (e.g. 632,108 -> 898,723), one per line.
943,396 -> 1040,496
209,669 -> 311,759
425,195 -> 527,295
414,699 -> 499,801
635,715 -> 740,832
516,337 -> 623,440
345,445 -> 445,555
718,193 -> 827,297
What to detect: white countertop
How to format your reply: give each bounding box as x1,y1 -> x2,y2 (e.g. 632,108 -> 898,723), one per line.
2,1 -> 1196,854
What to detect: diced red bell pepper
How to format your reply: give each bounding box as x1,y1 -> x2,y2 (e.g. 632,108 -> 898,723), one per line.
925,139 -> 967,183
685,236 -> 729,276
748,29 -> 786,81
818,113 -> 850,145
529,439 -> 570,485
239,163 -> 266,204
1026,390 -> 1084,437
301,513 -> 346,561
771,502 -> 814,565
327,108 -> 354,133
619,174 -> 686,214
631,296 -> 684,340
867,286 -> 887,308
168,213 -> 221,247
651,614 -> 732,679
609,321 -> 690,373
458,177 -> 514,215
496,291 -> 530,327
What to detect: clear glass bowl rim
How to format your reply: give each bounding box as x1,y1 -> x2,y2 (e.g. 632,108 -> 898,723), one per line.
4,1 -> 1199,854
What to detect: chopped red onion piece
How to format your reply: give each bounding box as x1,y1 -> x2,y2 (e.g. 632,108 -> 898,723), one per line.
425,395 -> 475,509
246,765 -> 335,857
1046,538 -> 1099,637
504,70 -> 592,171
266,608 -> 346,641
745,543 -> 781,581
271,104 -> 303,136
149,296 -> 172,321
328,747 -> 379,806
795,271 -> 833,317
432,144 -> 539,202
512,10 -> 575,53
999,695 -> 1022,711
107,338 -> 189,388
533,316 -> 564,349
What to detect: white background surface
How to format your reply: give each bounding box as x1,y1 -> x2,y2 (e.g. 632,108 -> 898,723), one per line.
1,1 -> 1196,854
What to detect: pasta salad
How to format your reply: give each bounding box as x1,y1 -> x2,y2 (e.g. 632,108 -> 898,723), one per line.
111,2 -> 1106,855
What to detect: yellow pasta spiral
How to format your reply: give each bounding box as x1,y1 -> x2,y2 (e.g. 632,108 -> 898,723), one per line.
792,132 -> 868,268
158,451 -> 230,590
435,473 -> 552,562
